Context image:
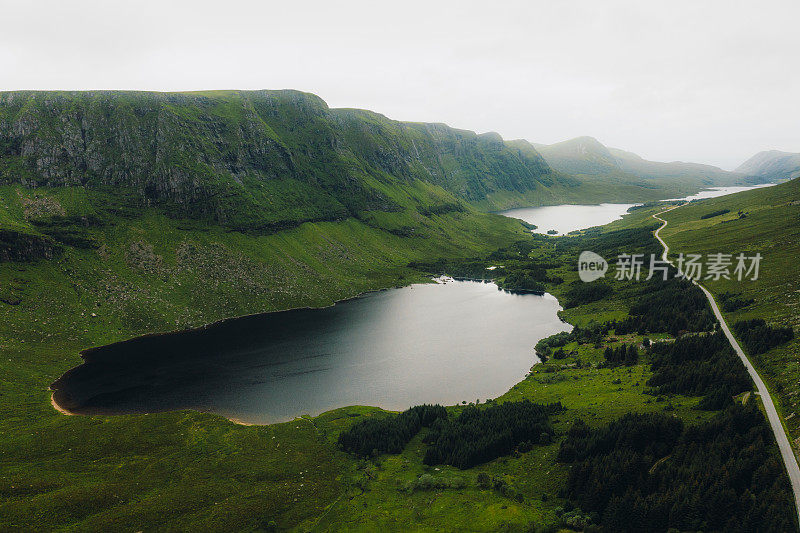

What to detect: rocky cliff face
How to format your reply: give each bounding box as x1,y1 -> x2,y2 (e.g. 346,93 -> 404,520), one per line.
0,90 -> 557,230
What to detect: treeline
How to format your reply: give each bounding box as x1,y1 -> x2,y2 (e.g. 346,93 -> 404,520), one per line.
557,412 -> 681,464
492,242 -> 564,292
647,331 -> 751,409
407,259 -> 493,280
734,318 -> 794,355
626,201 -> 665,212
535,331 -> 573,359
563,281 -> 613,308
497,269 -> 546,293
555,226 -> 662,261
535,323 -> 613,360
601,343 -> 638,368
558,404 -> 795,532
486,239 -> 539,261
611,277 -> 715,335
700,208 -> 730,219
407,239 -> 564,292
423,400 -> 562,469
569,323 -> 610,345
338,404 -> 447,457
718,291 -> 754,312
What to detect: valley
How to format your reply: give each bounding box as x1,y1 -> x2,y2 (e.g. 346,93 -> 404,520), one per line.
3,2 -> 799,531
0,91 -> 797,532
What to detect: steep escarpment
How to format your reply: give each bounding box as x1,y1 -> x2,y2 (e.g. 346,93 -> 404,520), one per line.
0,90 -> 562,231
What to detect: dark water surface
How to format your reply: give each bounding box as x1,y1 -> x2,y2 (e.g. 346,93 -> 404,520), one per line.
52,280 -> 570,424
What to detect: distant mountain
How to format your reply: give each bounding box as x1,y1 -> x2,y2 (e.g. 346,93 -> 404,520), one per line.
532,136 -> 621,177
735,150 -> 800,181
535,136 -> 765,194
609,147 -> 747,183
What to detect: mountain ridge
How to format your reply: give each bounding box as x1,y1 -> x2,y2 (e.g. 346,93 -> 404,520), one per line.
1,90 -> 788,240
0,90 -> 567,232
735,150 -> 800,181
535,135 -> 764,187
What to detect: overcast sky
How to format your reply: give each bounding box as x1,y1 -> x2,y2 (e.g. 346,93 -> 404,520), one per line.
1,0 -> 798,169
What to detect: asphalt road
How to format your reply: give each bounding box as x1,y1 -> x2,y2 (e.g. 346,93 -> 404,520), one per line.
653,207 -> 800,525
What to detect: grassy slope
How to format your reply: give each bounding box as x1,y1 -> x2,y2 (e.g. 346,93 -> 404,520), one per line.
659,178 -> 800,447
0,89 -> 564,227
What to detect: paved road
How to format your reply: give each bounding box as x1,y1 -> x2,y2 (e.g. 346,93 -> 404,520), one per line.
653,207 -> 800,524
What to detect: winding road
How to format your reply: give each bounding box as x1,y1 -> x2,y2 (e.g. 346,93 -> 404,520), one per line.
653,207 -> 800,524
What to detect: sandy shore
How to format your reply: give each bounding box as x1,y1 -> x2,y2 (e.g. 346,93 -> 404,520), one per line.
50,392 -> 74,416
50,389 -> 265,427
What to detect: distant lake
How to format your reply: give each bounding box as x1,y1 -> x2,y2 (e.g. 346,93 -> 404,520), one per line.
52,280 -> 571,425
500,184 -> 777,235
664,183 -> 776,202
499,203 -> 638,236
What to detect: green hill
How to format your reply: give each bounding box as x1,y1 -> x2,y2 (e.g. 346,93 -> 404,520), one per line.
660,177 -> 800,447
533,136 -> 621,176
2,90 -> 771,233
736,150 -> 800,181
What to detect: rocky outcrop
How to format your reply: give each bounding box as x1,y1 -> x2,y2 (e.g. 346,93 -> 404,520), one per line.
0,229 -> 60,262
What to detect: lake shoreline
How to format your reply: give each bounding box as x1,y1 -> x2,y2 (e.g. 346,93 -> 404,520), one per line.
48,281 -> 425,398
49,283 -> 429,422
498,183 -> 779,236
50,278 -> 568,426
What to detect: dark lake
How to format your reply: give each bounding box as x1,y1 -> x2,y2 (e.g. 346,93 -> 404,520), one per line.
52,279 -> 570,424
